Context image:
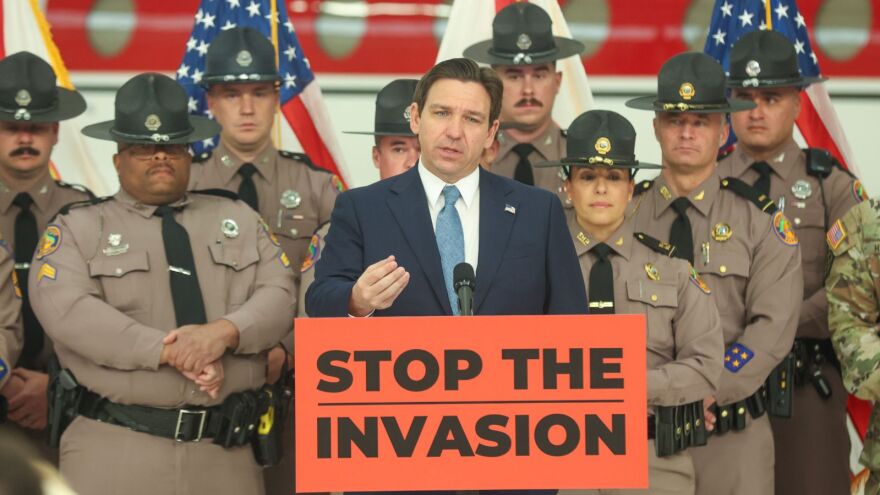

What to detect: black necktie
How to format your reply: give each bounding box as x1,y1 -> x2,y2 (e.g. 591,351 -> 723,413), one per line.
237,163 -> 259,212
512,143 -> 535,186
154,205 -> 207,326
751,161 -> 772,197
589,243 -> 615,314
13,192 -> 43,364
669,197 -> 695,265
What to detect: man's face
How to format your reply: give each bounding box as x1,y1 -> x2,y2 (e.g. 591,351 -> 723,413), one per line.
567,166 -> 634,232
0,121 -> 58,178
653,112 -> 729,174
496,63 -> 561,129
730,86 -> 800,155
410,78 -> 499,183
372,135 -> 420,179
206,82 -> 278,152
113,144 -> 191,205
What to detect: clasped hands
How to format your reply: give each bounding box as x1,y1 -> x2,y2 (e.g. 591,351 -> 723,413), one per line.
160,319 -> 240,399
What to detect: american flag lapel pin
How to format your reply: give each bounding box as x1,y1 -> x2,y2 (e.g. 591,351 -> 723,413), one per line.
504,204 -> 516,215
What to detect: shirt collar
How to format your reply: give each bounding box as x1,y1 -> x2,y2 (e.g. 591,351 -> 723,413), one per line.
497,121 -> 561,162
729,138 -> 801,181
115,188 -> 193,218
213,141 -> 277,185
652,171 -> 721,218
418,162 -> 480,209
566,208 -> 634,261
0,172 -> 57,215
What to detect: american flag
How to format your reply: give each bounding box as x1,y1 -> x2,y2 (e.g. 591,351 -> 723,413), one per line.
176,0 -> 349,184
704,0 -> 860,176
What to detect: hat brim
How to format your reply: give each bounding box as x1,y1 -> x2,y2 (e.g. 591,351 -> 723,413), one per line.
81,115 -> 221,144
0,87 -> 86,123
344,130 -> 417,137
535,158 -> 662,170
726,75 -> 827,89
624,95 -> 756,113
464,37 -> 585,65
201,74 -> 282,86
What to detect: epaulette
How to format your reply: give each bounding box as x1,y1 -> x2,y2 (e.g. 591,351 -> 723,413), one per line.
279,149 -> 326,173
633,179 -> 654,196
57,180 -> 96,200
720,177 -> 777,214
634,232 -> 675,257
191,188 -> 240,201
57,196 -> 111,217
804,147 -> 855,180
192,150 -> 213,163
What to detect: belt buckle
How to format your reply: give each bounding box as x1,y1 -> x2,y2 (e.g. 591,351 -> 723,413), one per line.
175,409 -> 208,442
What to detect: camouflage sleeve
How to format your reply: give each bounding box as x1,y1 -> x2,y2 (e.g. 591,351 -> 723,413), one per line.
827,201 -> 880,401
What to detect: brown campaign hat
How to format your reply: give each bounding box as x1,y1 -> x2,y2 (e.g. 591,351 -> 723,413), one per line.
0,51 -> 86,123
345,79 -> 418,136
202,27 -> 281,85
727,30 -> 826,88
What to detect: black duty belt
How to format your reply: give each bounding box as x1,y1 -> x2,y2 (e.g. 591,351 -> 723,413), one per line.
712,385 -> 771,435
792,337 -> 839,400
76,387 -> 266,446
651,400 -> 708,457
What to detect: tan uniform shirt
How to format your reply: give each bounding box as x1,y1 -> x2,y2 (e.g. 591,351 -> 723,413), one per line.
491,123 -> 568,205
28,189 -> 296,408
568,212 -> 723,406
297,221 -> 330,318
0,174 -> 92,369
629,171 -> 803,406
0,239 -> 22,388
188,142 -> 340,278
718,140 -> 862,339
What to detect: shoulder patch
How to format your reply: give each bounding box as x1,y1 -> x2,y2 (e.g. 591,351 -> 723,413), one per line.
331,174 -> 345,192
11,270 -> 21,299
57,196 -> 111,217
35,225 -> 62,260
724,343 -> 754,373
634,232 -> 675,257
301,232 -> 323,273
192,150 -> 213,163
57,181 -> 96,199
853,180 -> 869,203
689,265 -> 711,294
772,211 -> 799,246
191,188 -> 240,201
633,179 -> 654,197
720,177 -> 777,214
826,218 -> 848,253
716,146 -> 733,162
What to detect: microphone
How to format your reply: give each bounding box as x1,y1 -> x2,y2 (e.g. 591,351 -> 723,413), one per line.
453,262 -> 476,316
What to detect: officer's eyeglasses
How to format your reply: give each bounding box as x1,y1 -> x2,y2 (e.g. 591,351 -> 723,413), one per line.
122,144 -> 190,160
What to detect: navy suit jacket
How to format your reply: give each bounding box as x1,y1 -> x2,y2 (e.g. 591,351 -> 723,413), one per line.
305,165 -> 587,317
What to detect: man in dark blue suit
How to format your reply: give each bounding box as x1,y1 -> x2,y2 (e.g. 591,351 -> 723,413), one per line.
306,57 -> 586,319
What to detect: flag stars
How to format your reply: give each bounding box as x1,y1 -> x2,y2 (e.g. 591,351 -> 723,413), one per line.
284,45 -> 297,61
810,52 -> 818,64
221,21 -> 237,31
795,12 -> 806,28
195,9 -> 203,24
196,40 -> 209,56
738,10 -> 754,27
775,4 -> 789,19
720,1 -> 733,17
759,21 -> 768,30
204,109 -> 214,119
712,28 -> 727,46
192,68 -> 204,84
284,20 -> 294,33
265,11 -> 279,23
226,0 -> 240,7
188,97 -> 199,113
794,39 -> 805,54
201,12 -> 216,29
177,64 -> 190,79
246,1 -> 261,17
186,36 -> 197,51
284,73 -> 297,89
202,138 -> 215,147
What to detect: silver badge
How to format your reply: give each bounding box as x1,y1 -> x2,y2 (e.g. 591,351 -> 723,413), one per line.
14,89 -> 31,107
745,60 -> 761,77
236,50 -> 253,67
102,233 -> 129,256
221,155 -> 234,167
144,114 -> 162,132
516,33 -> 532,50
280,189 -> 301,209
403,106 -> 412,123
791,180 -> 812,200
222,219 -> 240,238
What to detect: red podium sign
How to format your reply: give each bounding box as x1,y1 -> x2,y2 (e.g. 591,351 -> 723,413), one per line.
295,314 -> 647,492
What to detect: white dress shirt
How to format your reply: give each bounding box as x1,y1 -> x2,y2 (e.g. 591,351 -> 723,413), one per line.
418,163 -> 480,272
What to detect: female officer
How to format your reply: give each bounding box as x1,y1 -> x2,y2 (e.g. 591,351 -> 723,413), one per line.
539,110 -> 724,495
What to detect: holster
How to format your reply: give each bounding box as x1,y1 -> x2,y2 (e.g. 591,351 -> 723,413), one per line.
793,338 -> 835,400
251,359 -> 293,466
766,352 -> 796,417
47,356 -> 83,448
654,399 -> 708,457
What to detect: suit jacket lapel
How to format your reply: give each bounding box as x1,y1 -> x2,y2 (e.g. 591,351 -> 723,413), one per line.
475,168 -> 516,312
387,167 -> 451,314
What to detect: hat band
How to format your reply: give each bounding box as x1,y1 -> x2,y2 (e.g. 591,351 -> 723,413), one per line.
659,101 -> 730,112
203,73 -> 280,84
488,46 -> 558,64
730,75 -> 807,88
0,99 -> 59,121
562,155 -> 637,166
110,125 -> 195,143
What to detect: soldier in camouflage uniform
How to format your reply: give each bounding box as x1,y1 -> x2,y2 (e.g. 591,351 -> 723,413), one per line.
827,198 -> 880,495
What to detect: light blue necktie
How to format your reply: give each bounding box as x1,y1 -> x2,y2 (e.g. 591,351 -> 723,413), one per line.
435,185 -> 465,315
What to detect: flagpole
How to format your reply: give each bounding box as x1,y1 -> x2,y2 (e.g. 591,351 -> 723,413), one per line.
270,0 -> 282,149
765,0 -> 774,30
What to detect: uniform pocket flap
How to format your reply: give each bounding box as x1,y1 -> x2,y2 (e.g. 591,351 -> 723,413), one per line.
277,216 -> 318,240
626,279 -> 678,308
702,251 -> 749,278
89,251 -> 150,277
208,242 -> 259,271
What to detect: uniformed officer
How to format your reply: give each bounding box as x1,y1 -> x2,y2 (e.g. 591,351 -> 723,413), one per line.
717,30 -> 861,495
0,51 -> 92,448
190,29 -> 339,492
626,52 -> 803,495
539,110 -> 723,495
463,3 -> 584,204
827,199 -> 880,495
28,73 -> 296,495
0,236 -> 22,401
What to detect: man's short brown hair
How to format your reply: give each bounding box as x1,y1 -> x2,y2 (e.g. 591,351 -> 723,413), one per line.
413,58 -> 503,125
